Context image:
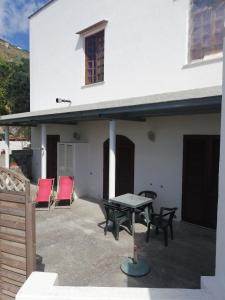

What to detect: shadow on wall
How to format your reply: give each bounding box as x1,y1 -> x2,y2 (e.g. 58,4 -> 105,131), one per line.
75,35 -> 84,51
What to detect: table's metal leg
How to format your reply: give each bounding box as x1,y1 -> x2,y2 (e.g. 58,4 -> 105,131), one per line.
120,205 -> 150,277
132,210 -> 138,263
132,210 -> 135,237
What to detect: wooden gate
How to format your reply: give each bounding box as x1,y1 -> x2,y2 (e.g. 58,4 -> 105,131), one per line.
0,168 -> 36,299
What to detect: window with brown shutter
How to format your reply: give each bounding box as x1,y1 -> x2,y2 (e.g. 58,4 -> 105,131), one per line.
85,30 -> 104,85
189,0 -> 225,61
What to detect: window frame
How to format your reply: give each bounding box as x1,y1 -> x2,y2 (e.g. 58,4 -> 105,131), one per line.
84,30 -> 105,86
188,0 -> 225,63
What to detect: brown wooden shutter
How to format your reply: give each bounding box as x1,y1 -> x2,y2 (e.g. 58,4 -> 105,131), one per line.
85,30 -> 104,85
190,1 -> 225,61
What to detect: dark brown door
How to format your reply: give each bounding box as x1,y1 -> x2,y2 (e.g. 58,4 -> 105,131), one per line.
103,135 -> 135,199
47,135 -> 60,182
182,135 -> 220,229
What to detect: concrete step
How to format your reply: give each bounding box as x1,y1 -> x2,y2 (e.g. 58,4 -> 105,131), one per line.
17,273 -> 214,300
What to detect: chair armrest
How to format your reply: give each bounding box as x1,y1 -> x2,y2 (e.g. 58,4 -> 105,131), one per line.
119,207 -> 131,212
150,213 -> 160,222
160,207 -> 178,211
159,207 -> 178,219
151,213 -> 160,217
103,201 -> 123,210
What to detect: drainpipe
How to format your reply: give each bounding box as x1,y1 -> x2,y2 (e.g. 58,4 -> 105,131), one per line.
41,124 -> 47,179
4,126 -> 9,169
109,120 -> 116,199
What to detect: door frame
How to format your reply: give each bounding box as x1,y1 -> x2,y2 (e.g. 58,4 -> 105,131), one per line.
47,135 -> 60,181
103,135 -> 135,199
182,134 -> 220,228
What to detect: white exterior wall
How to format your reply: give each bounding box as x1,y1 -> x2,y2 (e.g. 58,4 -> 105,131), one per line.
29,0 -> 223,112
32,114 -> 220,219
16,272 -> 213,300
80,114 -> 220,220
212,40 -> 225,295
31,124 -> 78,180
0,141 -> 30,154
200,39 -> 225,300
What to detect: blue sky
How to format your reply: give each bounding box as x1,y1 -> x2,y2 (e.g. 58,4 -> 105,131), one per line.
0,0 -> 49,51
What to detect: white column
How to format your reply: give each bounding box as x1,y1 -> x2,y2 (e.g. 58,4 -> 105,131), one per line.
201,41 -> 225,299
109,120 -> 116,199
4,126 -> 9,169
41,124 -> 47,179
214,60 -> 225,289
214,41 -> 225,291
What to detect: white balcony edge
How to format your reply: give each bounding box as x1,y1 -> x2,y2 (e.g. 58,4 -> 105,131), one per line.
15,272 -> 216,300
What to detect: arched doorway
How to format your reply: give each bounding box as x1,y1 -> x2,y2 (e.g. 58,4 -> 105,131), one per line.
103,135 -> 135,199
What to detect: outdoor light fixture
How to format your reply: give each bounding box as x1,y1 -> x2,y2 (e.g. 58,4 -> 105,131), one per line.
56,98 -> 72,104
147,131 -> 156,142
73,132 -> 81,140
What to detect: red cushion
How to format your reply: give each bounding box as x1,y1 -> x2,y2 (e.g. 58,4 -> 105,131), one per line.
57,176 -> 73,200
35,179 -> 53,203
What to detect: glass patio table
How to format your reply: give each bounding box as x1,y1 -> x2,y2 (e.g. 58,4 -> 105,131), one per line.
110,193 -> 152,277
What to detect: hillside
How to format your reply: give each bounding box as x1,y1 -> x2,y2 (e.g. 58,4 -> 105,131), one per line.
0,39 -> 30,117
0,39 -> 30,138
0,39 -> 29,63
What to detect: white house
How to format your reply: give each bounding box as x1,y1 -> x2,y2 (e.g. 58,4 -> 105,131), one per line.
1,0 -> 225,299
14,42 -> 225,299
0,0 -> 222,223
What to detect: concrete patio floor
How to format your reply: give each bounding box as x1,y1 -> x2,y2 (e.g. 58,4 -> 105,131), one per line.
35,197 -> 216,288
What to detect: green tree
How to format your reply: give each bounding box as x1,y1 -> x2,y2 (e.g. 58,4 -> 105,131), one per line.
7,58 -> 30,113
0,58 -> 30,115
0,59 -> 12,114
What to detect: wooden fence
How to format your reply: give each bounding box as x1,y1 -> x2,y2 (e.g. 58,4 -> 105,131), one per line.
0,168 -> 36,299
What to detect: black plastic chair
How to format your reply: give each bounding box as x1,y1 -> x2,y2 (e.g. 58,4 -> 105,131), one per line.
138,190 -> 157,213
138,190 -> 157,200
103,201 -> 131,240
135,191 -> 157,227
146,207 -> 177,246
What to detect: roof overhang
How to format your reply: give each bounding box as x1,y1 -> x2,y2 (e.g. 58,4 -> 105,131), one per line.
0,86 -> 221,127
29,0 -> 57,19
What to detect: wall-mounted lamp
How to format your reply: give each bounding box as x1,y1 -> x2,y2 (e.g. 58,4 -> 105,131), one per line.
73,132 -> 81,140
147,131 -> 156,142
56,98 -> 72,104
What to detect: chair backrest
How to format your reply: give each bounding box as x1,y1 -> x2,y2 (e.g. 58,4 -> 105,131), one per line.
138,190 -> 157,213
57,176 -> 74,199
138,190 -> 157,200
103,201 -> 128,220
160,207 -> 177,225
36,179 -> 53,201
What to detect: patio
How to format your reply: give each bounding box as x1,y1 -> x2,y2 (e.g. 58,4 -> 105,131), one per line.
35,197 -> 216,288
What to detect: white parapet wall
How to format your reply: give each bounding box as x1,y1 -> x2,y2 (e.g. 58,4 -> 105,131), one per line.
16,272 -> 213,300
199,40 -> 225,300
0,141 -> 30,154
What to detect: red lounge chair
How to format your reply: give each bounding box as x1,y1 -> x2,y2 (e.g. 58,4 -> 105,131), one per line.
54,176 -> 74,208
34,178 -> 54,210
